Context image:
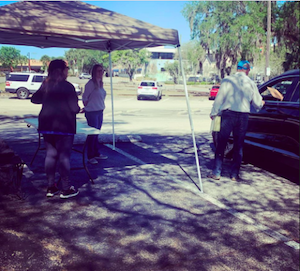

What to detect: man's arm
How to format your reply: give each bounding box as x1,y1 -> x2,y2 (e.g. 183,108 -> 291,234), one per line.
210,81 -> 228,119
251,82 -> 265,111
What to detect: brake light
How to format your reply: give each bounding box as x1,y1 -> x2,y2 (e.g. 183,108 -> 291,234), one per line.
138,87 -> 142,89
6,81 -> 10,86
152,87 -> 157,90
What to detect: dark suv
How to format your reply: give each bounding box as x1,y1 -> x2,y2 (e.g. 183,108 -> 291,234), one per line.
244,69 -> 299,169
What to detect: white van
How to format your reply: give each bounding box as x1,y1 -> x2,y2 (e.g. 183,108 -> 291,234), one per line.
5,72 -> 81,99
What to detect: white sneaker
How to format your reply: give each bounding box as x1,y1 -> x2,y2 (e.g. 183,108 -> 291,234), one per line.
60,186 -> 79,199
88,158 -> 98,165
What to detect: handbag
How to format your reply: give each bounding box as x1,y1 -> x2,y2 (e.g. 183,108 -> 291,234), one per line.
210,116 -> 221,132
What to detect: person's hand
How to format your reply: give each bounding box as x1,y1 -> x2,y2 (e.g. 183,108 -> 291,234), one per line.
210,115 -> 215,120
79,108 -> 85,113
262,100 -> 265,106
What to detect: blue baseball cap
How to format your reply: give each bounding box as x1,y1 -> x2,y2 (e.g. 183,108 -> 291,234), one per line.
237,60 -> 251,70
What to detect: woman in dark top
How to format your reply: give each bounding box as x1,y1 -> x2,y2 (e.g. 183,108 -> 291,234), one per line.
31,59 -> 80,199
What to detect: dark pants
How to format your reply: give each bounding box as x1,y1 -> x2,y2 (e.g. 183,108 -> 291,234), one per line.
85,110 -> 103,159
213,110 -> 249,178
43,134 -> 74,191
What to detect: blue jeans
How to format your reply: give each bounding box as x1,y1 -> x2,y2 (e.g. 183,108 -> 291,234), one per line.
213,110 -> 249,178
85,110 -> 103,159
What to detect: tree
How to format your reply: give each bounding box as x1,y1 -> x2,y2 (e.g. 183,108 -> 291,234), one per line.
0,46 -> 21,71
18,55 -> 28,72
65,49 -> 80,75
182,1 -> 267,78
65,49 -> 109,75
274,1 -> 300,71
114,49 -> 150,81
164,61 -> 180,84
178,41 -> 206,75
40,55 -> 51,72
82,50 -> 109,73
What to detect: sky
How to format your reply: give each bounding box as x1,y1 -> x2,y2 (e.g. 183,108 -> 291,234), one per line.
0,1 -> 192,59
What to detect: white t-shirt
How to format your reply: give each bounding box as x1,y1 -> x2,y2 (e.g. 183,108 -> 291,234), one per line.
82,79 -> 106,112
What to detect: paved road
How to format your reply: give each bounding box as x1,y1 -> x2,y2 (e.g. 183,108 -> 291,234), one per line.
0,95 -> 299,270
0,94 -> 213,135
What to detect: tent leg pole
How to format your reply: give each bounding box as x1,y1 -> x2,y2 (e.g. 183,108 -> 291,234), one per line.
178,46 -> 203,193
109,52 -> 115,150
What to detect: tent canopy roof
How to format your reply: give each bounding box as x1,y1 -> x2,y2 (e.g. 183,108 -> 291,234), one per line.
0,1 -> 180,52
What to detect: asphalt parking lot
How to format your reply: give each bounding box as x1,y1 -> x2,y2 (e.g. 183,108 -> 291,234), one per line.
0,96 -> 299,270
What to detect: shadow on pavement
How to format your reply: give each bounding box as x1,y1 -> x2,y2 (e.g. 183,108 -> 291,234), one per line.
0,130 -> 299,270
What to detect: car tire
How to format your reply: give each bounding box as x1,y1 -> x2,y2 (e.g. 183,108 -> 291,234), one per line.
137,96 -> 141,100
17,88 -> 29,99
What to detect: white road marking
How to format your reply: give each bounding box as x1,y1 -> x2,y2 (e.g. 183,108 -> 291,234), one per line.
105,143 -> 300,250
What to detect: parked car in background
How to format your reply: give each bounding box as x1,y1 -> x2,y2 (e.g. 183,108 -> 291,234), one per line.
79,73 -> 91,79
188,76 -> 201,82
137,81 -> 163,101
5,72 -> 82,99
71,83 -> 82,96
208,85 -> 220,100
113,69 -> 119,77
227,69 -> 299,169
5,72 -> 47,99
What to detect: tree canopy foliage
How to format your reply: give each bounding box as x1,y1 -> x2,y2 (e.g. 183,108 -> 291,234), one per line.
111,49 -> 150,81
182,1 -> 267,78
176,41 -> 206,75
273,1 -> 300,71
63,48 -> 149,80
0,46 -> 21,71
18,55 -> 28,72
40,55 -> 51,72
164,61 -> 180,84
182,1 -> 299,78
64,49 -> 108,76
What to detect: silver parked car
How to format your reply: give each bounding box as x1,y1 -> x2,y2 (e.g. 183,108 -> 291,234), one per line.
137,81 -> 163,101
79,73 -> 91,79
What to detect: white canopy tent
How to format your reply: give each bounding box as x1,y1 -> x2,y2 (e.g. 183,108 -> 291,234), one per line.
0,1 -> 203,192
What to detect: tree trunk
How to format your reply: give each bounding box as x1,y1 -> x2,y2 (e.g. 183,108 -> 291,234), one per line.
129,72 -> 133,81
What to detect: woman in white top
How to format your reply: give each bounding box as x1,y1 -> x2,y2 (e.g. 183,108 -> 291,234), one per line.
82,64 -> 107,164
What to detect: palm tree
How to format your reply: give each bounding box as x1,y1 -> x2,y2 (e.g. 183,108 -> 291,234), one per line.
40,55 -> 51,73
19,55 -> 28,72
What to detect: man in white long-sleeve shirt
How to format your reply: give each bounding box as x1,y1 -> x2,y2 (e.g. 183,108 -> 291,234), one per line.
209,60 -> 265,181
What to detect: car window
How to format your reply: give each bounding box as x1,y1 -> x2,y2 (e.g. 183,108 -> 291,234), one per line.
260,78 -> 295,101
141,82 -> 155,87
6,74 -> 29,82
32,75 -> 45,83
